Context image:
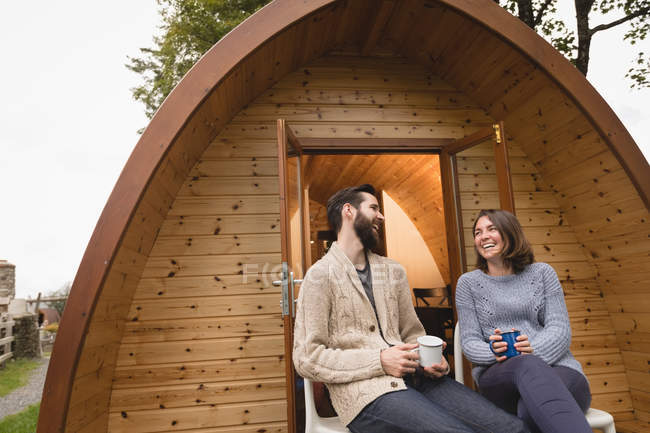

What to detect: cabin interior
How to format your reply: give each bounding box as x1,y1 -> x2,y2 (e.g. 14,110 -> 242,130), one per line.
42,2 -> 649,433
297,153 -> 448,287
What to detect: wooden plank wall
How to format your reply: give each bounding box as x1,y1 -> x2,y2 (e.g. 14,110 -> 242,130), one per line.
308,199 -> 330,263
58,1 -> 647,430
239,54 -> 493,284
504,83 -> 650,430
61,4 -> 361,431
63,116 -> 209,433
96,48 -> 643,431
387,3 -> 649,427
107,138 -> 286,433
458,141 -> 635,422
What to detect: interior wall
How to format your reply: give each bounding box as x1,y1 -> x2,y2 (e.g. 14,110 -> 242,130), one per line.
383,191 -> 445,290
306,153 -> 451,283
308,199 -> 330,263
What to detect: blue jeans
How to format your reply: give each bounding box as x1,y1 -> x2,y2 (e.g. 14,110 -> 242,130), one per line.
478,355 -> 591,433
348,375 -> 529,433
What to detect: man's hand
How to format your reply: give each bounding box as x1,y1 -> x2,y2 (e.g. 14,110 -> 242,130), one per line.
380,343 -> 419,377
422,341 -> 450,379
423,356 -> 450,379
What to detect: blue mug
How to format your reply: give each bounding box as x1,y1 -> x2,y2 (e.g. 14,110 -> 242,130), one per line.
490,330 -> 521,358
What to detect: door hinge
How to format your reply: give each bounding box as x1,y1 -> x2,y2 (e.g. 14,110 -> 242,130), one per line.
493,123 -> 502,144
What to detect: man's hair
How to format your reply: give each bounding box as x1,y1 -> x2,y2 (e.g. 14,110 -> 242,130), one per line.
326,184 -> 377,234
472,209 -> 535,274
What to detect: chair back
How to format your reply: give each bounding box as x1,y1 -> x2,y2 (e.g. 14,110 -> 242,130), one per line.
304,377 -> 318,429
413,288 -> 435,307
303,377 -> 350,433
454,321 -> 464,384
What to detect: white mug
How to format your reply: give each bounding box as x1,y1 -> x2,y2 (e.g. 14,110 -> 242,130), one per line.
411,335 -> 443,367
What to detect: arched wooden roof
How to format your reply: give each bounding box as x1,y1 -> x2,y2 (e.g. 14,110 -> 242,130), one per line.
39,0 -> 649,432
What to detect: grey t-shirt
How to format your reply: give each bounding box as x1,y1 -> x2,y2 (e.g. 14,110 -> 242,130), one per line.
356,260 -> 375,310
356,258 -> 389,343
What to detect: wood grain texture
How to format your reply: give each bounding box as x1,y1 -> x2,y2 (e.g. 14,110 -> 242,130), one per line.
455,136 -> 634,415
48,0 -> 649,429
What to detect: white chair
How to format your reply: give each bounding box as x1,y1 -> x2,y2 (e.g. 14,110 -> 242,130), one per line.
303,377 -> 350,433
453,323 -> 616,433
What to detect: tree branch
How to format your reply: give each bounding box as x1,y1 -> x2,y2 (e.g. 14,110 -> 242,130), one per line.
533,0 -> 554,27
591,7 -> 650,35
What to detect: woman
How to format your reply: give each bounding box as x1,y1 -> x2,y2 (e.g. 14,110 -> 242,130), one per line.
455,209 -> 592,433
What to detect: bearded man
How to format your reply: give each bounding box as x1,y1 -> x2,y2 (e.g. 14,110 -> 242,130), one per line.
292,184 -> 530,433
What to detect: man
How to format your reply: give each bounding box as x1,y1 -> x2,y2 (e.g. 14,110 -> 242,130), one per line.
293,184 -> 529,433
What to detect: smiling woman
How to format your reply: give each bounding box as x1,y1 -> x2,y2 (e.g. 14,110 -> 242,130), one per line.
472,210 -> 534,275
457,209 -> 593,433
38,1 -> 649,432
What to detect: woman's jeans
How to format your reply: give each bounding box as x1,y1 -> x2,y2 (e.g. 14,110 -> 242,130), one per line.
478,355 -> 592,433
348,374 -> 529,433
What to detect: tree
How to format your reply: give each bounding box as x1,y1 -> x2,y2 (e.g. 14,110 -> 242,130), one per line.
495,0 -> 650,88
129,1 -> 649,119
47,281 -> 71,317
127,0 -> 271,120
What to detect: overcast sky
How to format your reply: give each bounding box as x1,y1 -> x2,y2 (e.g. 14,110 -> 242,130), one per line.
1,2 -> 648,299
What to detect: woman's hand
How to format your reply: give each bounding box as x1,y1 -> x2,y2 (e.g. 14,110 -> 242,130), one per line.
489,329 -> 508,362
514,333 -> 533,354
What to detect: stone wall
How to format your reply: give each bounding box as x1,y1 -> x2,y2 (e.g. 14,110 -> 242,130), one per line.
0,260 -> 15,299
13,314 -> 40,358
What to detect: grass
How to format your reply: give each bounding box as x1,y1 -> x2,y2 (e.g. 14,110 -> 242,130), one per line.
0,358 -> 40,397
0,404 -> 39,433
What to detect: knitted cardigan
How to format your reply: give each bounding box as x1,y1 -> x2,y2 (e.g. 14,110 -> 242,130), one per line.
292,241 -> 425,425
455,262 -> 584,384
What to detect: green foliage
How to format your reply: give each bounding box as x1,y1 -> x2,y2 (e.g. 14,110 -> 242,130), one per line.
627,51 -> 650,88
128,0 -> 648,116
495,0 -> 650,88
0,403 -> 39,433
127,0 -> 271,120
0,358 -> 40,397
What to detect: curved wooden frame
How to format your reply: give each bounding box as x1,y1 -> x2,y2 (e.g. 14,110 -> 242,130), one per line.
39,0 -> 649,431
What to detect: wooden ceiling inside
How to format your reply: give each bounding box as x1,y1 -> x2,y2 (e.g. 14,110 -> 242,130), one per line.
306,154 -> 449,281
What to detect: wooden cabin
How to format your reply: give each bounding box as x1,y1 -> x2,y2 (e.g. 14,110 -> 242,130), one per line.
39,1 -> 650,432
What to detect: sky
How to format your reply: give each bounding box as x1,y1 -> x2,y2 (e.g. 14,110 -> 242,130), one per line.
1,2 -> 648,300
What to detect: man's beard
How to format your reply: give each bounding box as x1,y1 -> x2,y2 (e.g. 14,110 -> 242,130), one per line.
354,213 -> 379,250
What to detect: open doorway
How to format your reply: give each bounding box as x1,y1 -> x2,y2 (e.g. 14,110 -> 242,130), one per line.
291,152 -> 455,433
303,152 -> 456,366
304,153 -> 451,305
276,120 -> 514,433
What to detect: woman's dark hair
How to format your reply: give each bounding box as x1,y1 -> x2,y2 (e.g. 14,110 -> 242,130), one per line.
326,184 -> 376,234
472,209 -> 535,274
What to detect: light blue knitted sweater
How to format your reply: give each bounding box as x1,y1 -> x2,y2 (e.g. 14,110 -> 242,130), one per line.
455,262 -> 584,384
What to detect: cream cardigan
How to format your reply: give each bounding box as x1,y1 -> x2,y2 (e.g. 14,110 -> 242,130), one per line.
292,242 -> 425,425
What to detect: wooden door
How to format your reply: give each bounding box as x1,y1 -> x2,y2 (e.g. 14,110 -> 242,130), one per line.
276,119 -> 307,433
440,121 -> 515,382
